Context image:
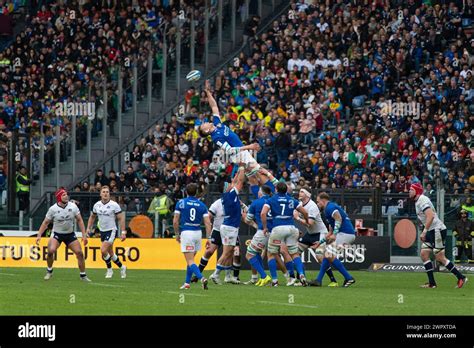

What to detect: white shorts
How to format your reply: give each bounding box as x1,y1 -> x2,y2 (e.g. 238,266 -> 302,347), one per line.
229,150 -> 257,166
336,232 -> 356,246
326,232 -> 356,256
268,225 -> 299,254
180,230 -> 202,253
220,224 -> 239,246
250,230 -> 268,251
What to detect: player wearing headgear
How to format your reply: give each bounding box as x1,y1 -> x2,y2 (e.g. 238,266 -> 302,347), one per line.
293,187 -> 338,287
35,188 -> 90,282
85,186 -> 127,279
261,182 -> 310,287
209,166 -> 246,285
311,192 -> 356,288
409,182 -> 467,288
174,183 -> 212,290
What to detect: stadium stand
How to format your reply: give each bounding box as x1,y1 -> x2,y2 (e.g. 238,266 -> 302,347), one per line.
68,0 -> 473,206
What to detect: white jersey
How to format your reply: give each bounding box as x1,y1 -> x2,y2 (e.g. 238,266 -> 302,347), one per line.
92,199 -> 122,232
45,202 -> 80,234
295,199 -> 328,235
209,198 -> 224,232
415,195 -> 446,231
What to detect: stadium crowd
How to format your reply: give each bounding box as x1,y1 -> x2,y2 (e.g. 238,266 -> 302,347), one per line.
69,0 -> 474,211
0,0 -> 226,203
1,0 -> 473,215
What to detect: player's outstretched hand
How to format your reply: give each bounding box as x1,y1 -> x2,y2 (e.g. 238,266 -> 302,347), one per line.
35,235 -> 41,245
205,239 -> 211,249
205,79 -> 211,92
311,242 -> 320,250
82,236 -> 88,246
176,234 -> 181,243
263,228 -> 269,236
120,231 -> 127,242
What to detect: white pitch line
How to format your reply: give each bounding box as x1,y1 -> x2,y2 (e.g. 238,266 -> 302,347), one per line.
165,291 -> 208,297
257,300 -> 318,309
0,273 -> 18,276
89,282 -> 125,288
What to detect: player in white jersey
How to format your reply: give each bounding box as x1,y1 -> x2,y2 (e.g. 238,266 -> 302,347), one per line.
86,186 -> 127,279
410,183 -> 467,288
35,188 -> 90,281
292,188 -> 338,287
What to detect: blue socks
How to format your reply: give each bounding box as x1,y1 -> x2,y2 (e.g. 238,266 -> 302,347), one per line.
317,258 -> 330,283
285,261 -> 295,277
185,266 -> 193,284
268,258 -> 278,280
331,258 -> 353,281
189,264 -> 203,280
292,257 -> 305,276
250,256 -> 267,278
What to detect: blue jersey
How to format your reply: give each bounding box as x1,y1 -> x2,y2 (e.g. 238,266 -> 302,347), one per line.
247,195 -> 272,230
210,115 -> 243,148
324,202 -> 356,235
222,188 -> 242,228
250,180 -> 276,199
264,193 -> 301,228
174,197 -> 209,231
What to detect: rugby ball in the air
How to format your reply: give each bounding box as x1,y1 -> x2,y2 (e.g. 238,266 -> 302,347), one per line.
186,70 -> 201,82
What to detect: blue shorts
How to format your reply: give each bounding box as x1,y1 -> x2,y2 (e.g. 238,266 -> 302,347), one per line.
100,230 -> 117,243
209,229 -> 240,247
52,232 -> 78,246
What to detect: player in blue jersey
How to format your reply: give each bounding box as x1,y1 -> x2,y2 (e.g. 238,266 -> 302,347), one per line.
209,166 -> 246,284
173,183 -> 212,290
310,192 -> 356,288
245,185 -> 273,286
199,80 -> 271,182
260,182 -> 310,287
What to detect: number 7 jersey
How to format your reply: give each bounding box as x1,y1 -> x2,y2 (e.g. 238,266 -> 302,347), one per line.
174,197 -> 209,231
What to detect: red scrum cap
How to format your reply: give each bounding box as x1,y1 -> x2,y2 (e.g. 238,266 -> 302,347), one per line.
55,188 -> 67,203
410,182 -> 423,196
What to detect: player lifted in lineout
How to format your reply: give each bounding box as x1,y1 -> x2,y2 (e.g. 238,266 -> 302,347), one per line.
36,188 -> 91,282
86,186 -> 127,279
410,183 -> 467,288
199,80 -> 268,182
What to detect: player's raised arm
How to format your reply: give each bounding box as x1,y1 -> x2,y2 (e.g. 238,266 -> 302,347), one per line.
205,80 -> 220,116
36,218 -> 51,245
233,166 -> 246,192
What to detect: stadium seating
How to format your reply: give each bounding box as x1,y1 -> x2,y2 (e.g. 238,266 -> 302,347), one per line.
1,0 -> 473,216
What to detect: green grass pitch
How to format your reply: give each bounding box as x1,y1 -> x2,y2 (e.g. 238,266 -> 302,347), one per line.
0,268 -> 472,315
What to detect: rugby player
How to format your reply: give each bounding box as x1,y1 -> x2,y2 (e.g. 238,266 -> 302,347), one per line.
35,188 -> 90,282
261,182 -> 310,287
310,192 -> 356,287
410,183 -> 467,288
293,188 -> 338,287
86,186 -> 127,279
174,183 -> 212,290
210,166 -> 246,284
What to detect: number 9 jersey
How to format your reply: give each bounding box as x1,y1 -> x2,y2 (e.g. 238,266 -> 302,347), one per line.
174,197 -> 209,231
